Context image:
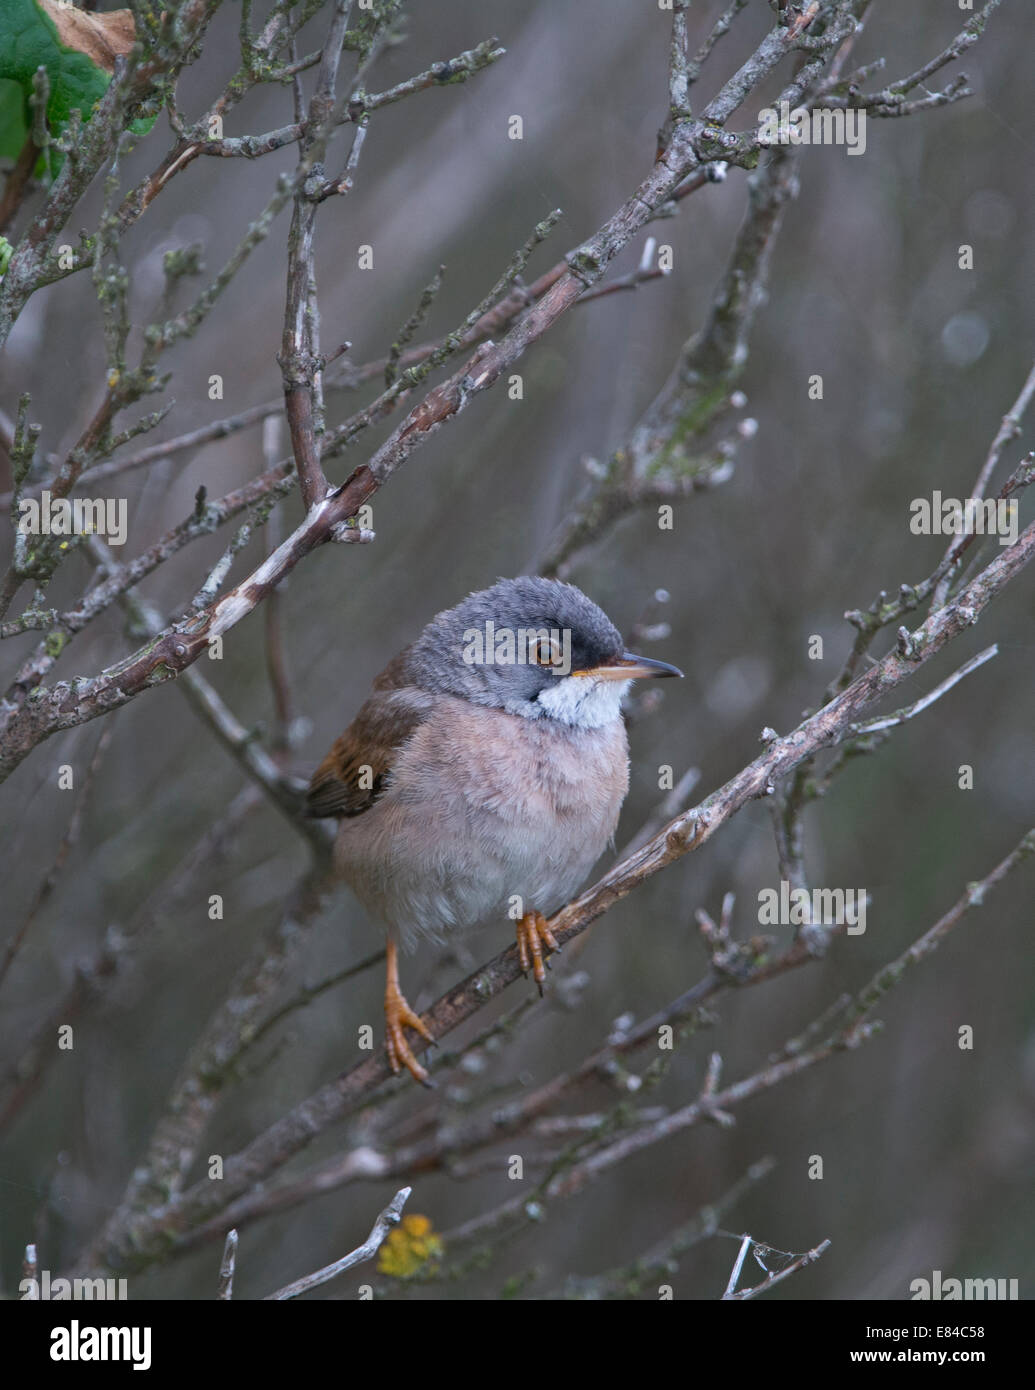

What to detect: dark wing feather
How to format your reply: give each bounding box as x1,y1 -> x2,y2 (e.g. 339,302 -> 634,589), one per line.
306,649 -> 433,819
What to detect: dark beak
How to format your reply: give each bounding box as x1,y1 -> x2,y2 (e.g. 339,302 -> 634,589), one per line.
572,651 -> 684,681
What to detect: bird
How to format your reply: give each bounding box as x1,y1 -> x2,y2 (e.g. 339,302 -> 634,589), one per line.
306,575 -> 682,1083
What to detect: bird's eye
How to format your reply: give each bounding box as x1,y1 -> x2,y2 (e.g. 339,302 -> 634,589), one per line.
529,635 -> 563,666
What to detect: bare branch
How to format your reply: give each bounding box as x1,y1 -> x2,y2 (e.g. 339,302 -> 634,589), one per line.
217,1230 -> 237,1301
539,148 -> 797,579
0,82 -> 764,777
72,525 -> 1035,1272
931,357 -> 1035,607
551,1157 -> 775,1299
724,1236 -> 832,1300
839,825 -> 1035,1037
261,419 -> 297,752
0,2 -> 223,346
278,2 -> 360,512
848,644 -> 997,735
263,1187 -> 411,1300
822,0 -> 1002,112
5,3 -> 1015,1299
722,1233 -> 753,1299
347,38 -> 506,122
687,0 -> 751,88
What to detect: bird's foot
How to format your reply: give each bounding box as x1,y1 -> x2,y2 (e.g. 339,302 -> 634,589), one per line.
384,983 -> 435,1086
516,911 -> 561,995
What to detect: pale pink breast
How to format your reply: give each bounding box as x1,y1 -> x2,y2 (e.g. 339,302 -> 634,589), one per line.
334,698 -> 629,948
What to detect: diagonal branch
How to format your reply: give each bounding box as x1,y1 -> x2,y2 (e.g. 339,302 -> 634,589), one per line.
540,146 -> 798,579
0,20 -> 814,783
278,1 -> 357,511
74,512 -> 1035,1274
263,1186 -> 411,1300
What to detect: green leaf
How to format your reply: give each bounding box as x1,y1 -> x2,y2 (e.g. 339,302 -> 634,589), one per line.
0,1 -> 144,175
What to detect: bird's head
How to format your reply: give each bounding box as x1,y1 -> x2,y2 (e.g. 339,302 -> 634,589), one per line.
406,576 -> 682,728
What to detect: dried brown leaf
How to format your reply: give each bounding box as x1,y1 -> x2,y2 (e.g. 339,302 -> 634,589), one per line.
39,1 -> 135,74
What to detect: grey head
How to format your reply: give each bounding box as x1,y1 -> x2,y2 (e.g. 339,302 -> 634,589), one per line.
404,576 -> 681,729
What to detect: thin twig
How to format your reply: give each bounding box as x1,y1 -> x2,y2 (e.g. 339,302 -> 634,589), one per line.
76,694 -> 1035,1274
839,825 -> 1035,1037
550,1156 -> 775,1299
823,0 -> 1002,111
848,644 -> 997,734
688,0 -> 750,87
722,1234 -> 753,1298
725,1237 -> 832,1300
262,419 -> 295,751
217,1230 -> 238,1301
263,1187 -> 411,1300
931,357 -> 1035,607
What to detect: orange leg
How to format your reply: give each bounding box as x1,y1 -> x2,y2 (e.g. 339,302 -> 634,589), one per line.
516,911 -> 561,994
384,938 -> 435,1085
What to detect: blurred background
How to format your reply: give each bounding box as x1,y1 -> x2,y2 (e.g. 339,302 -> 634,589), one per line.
1,0 -> 1032,1300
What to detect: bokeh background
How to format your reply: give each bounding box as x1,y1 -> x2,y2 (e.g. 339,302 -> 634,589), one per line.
1,0 -> 1033,1300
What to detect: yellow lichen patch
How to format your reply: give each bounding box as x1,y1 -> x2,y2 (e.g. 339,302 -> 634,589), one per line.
377,1213 -> 443,1279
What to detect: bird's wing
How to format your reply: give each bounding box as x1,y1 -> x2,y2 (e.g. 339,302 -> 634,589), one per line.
305,649 -> 434,819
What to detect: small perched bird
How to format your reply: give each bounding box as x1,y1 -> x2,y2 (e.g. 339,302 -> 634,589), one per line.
307,576 -> 682,1083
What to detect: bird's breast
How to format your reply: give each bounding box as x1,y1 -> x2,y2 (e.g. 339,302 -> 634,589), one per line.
334,697 -> 630,946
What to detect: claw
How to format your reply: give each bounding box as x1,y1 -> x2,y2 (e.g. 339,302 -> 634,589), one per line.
384,938 -> 435,1085
385,989 -> 434,1084
515,911 -> 560,991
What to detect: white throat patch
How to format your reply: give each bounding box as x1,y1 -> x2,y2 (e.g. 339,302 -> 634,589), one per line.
535,675 -> 631,729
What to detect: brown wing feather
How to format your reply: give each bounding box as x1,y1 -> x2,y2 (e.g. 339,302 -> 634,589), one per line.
306,650 -> 433,818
